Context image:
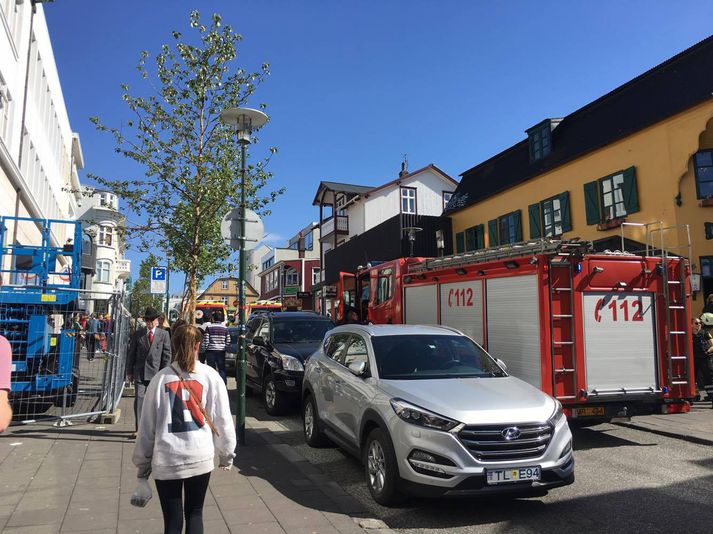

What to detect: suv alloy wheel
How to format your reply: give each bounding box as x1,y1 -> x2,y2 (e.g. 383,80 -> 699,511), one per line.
263,373 -> 287,416
364,428 -> 404,506
302,395 -> 328,447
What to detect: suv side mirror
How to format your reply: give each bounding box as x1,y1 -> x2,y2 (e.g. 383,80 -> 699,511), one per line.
348,361 -> 367,377
496,358 -> 508,373
252,336 -> 266,347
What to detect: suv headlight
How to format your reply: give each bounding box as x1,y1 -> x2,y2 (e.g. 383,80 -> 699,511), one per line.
280,354 -> 304,372
548,399 -> 565,427
390,398 -> 460,432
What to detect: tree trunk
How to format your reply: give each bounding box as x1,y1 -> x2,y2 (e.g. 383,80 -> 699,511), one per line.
186,269 -> 197,324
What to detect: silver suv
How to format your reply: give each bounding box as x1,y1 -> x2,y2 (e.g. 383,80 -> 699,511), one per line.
302,324 -> 574,505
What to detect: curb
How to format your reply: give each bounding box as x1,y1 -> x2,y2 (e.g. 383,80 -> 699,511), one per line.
614,421 -> 713,447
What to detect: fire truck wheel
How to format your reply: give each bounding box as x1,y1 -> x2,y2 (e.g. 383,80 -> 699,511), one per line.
303,394 -> 328,447
364,427 -> 405,506
262,374 -> 287,416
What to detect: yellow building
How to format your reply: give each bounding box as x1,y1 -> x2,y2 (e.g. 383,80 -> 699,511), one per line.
446,35 -> 713,299
198,276 -> 258,312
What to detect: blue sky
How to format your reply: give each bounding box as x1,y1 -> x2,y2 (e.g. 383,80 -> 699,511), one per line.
45,1 -> 713,292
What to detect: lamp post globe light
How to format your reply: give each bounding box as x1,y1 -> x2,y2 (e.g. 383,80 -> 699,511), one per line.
220,107 -> 268,446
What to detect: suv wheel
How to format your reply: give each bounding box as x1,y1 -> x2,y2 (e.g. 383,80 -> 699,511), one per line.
364,428 -> 404,506
303,395 -> 328,447
263,373 -> 287,415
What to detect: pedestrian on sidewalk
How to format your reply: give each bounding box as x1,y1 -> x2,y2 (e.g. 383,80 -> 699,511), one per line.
0,335 -> 13,432
200,310 -> 229,384
126,307 -> 172,438
86,314 -> 100,361
133,324 -> 236,534
692,316 -> 713,407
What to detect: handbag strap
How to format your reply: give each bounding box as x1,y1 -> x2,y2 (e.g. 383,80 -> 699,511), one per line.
171,365 -> 220,437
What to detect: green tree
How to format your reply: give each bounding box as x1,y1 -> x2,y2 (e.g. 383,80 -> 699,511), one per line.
128,254 -> 164,317
90,11 -> 282,321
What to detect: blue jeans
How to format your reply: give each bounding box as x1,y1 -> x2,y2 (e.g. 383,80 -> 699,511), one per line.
205,350 -> 227,384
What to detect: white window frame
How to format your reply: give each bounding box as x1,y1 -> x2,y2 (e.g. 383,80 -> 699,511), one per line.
98,225 -> 113,246
542,197 -> 563,238
312,267 -> 320,285
284,267 -> 299,286
443,192 -> 453,210
601,173 -> 626,220
96,260 -> 112,283
401,187 -> 416,215
221,280 -> 229,290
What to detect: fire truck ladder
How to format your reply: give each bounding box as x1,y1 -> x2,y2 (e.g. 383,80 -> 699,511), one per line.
549,256 -> 577,401
648,224 -> 692,390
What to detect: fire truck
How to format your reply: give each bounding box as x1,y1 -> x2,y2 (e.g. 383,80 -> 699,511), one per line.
336,237 -> 695,422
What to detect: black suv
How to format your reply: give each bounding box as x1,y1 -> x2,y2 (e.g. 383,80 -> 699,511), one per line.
245,312 -> 334,415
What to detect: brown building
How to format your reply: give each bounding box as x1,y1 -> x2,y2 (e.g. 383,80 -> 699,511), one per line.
197,276 -> 259,315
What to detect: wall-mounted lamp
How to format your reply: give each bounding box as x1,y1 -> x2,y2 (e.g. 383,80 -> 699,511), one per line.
476,270 -> 486,276
592,266 -> 604,274
455,268 -> 467,275
505,261 -> 518,269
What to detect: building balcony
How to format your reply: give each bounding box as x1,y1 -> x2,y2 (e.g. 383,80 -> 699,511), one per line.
116,258 -> 131,279
320,215 -> 349,239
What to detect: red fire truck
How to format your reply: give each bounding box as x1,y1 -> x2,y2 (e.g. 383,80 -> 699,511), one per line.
336,239 -> 694,422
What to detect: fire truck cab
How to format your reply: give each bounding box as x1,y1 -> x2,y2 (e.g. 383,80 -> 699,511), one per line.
338,239 -> 694,422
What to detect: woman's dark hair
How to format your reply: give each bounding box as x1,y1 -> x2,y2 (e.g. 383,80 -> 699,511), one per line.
172,324 -> 203,373
170,319 -> 188,338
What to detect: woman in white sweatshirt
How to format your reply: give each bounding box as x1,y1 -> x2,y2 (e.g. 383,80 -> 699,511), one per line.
133,324 -> 236,534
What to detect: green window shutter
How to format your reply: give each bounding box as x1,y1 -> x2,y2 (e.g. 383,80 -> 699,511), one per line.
475,224 -> 485,249
464,227 -> 476,251
559,191 -> 572,232
488,219 -> 498,247
583,181 -> 601,225
513,210 -> 523,242
528,203 -> 542,239
622,166 -> 639,214
455,232 -> 465,253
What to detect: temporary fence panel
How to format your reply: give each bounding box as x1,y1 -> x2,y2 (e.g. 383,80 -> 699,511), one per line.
403,284 -> 438,325
439,280 -> 485,346
582,292 -> 659,393
2,289 -> 130,425
486,275 -> 542,388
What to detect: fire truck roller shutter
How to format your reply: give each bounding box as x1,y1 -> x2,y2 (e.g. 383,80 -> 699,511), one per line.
404,285 -> 438,325
582,293 -> 657,393
439,280 -> 485,346
486,275 -> 541,388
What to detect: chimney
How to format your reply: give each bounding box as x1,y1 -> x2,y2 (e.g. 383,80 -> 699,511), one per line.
399,160 -> 408,178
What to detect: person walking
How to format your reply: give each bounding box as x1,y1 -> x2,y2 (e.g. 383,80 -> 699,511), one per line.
127,307 -> 172,438
1,335 -> 13,432
86,314 -> 100,361
133,324 -> 235,534
692,316 -> 713,407
200,311 -> 229,384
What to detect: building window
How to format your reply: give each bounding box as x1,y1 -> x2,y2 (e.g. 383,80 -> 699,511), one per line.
583,167 -> 639,225
488,211 -> 522,247
455,232 -> 465,253
284,267 -> 299,286
288,238 -> 299,250
98,226 -> 113,246
305,231 -> 314,251
464,225 -> 485,251
96,260 -> 111,283
221,280 -> 229,290
376,268 -> 393,304
400,187 -> 416,215
265,270 -> 278,292
335,194 -> 347,215
442,192 -> 453,210
262,258 -> 274,271
528,192 -> 571,239
528,123 -> 552,162
694,150 -> 713,199
0,80 -> 12,144
312,267 -> 320,285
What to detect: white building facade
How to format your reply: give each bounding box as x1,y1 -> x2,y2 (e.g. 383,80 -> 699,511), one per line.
0,1 -> 83,254
78,189 -> 130,313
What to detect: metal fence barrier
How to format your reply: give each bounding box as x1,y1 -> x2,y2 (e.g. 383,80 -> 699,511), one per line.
1,288 -> 130,426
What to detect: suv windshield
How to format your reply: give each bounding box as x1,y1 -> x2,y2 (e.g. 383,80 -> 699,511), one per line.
273,319 -> 334,344
371,335 -> 506,380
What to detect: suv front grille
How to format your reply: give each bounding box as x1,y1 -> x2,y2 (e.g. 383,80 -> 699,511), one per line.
458,423 -> 553,462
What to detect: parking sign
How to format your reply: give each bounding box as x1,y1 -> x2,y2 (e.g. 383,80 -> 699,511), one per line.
150,267 -> 167,294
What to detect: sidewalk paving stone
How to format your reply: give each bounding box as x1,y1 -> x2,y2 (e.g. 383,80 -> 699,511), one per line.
0,395 -> 376,534
615,403 -> 713,445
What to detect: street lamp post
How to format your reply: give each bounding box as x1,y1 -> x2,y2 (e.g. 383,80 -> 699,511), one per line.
220,107 -> 268,446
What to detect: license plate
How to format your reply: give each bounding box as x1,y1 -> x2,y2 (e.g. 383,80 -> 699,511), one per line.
576,406 -> 606,417
486,466 -> 541,485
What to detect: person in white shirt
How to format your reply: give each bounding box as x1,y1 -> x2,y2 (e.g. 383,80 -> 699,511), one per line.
133,324 -> 236,534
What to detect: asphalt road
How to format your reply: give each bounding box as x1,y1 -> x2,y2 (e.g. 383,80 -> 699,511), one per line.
245,395 -> 713,534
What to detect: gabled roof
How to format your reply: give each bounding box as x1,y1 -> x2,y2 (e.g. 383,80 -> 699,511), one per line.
312,181 -> 375,206
363,164 -> 458,196
447,34 -> 713,214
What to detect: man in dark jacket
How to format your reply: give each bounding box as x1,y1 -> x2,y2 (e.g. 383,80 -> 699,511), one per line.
126,307 -> 172,437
